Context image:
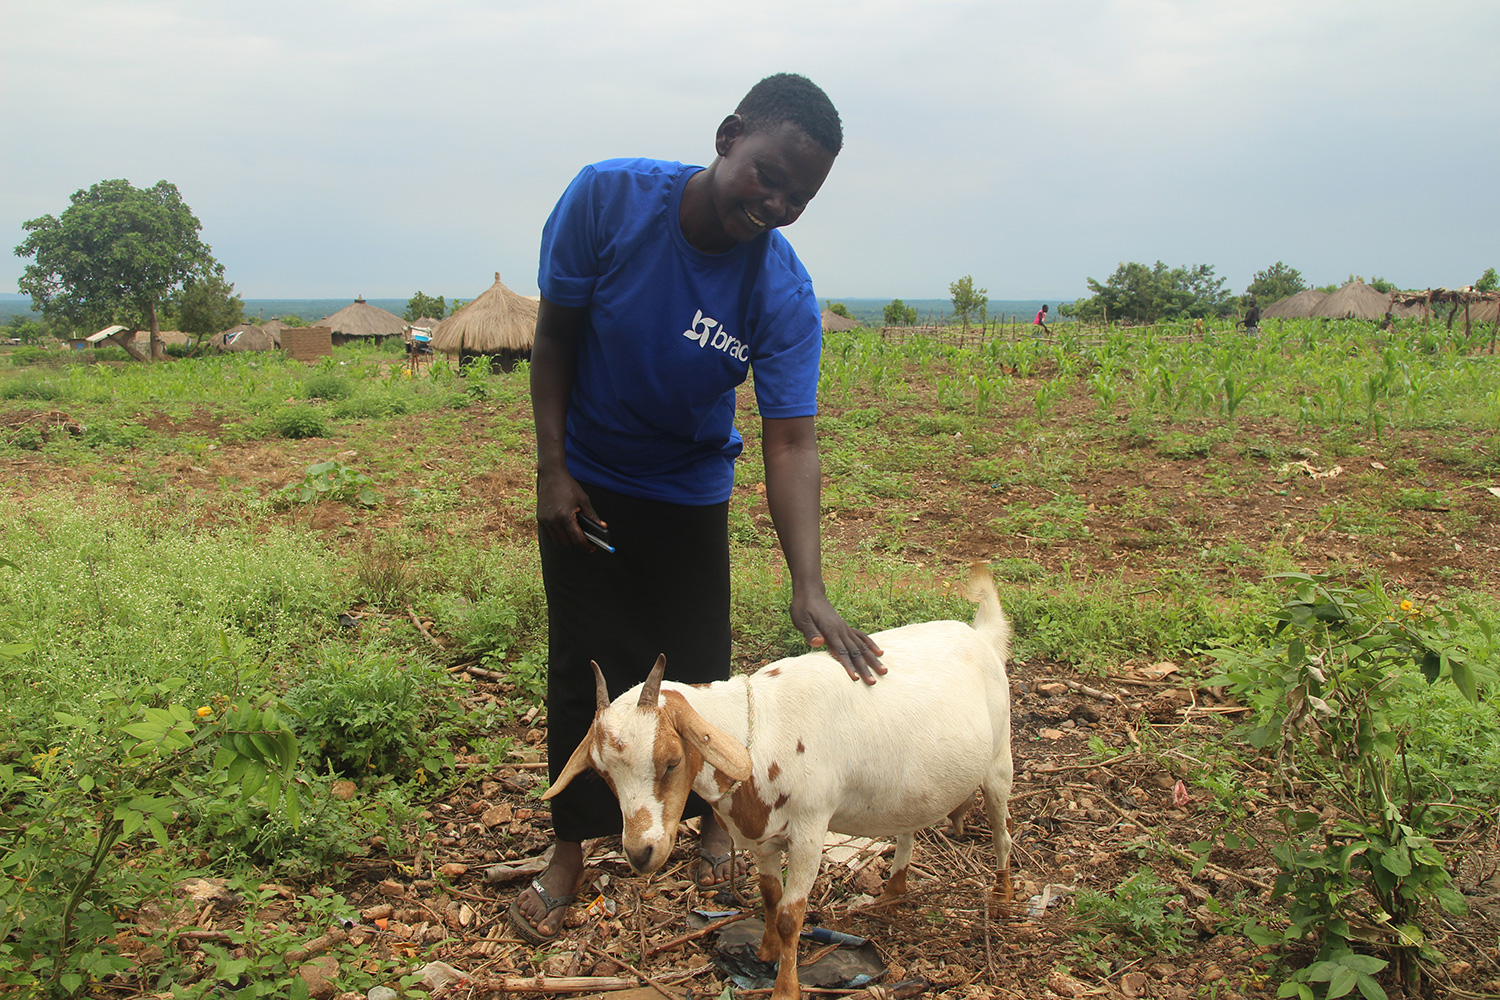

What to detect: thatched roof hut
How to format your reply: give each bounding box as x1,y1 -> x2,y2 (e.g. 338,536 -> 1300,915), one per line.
320,297 -> 407,343
260,319 -> 290,344
1313,281 -> 1396,321
1261,288 -> 1328,319
209,323 -> 278,352
431,273 -> 538,371
408,316 -> 442,334
821,308 -> 860,332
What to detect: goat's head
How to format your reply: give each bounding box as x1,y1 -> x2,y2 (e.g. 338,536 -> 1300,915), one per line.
542,655 -> 752,874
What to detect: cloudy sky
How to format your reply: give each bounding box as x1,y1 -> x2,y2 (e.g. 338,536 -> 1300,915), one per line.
3,0 -> 1496,304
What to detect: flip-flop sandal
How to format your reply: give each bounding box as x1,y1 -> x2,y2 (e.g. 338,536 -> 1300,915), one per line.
695,847 -> 750,890
508,876 -> 577,944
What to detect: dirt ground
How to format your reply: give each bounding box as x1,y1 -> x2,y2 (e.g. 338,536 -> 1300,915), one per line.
7,370 -> 1500,999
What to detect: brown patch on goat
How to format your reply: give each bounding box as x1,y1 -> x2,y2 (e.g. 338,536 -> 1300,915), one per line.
774,792 -> 789,809
764,666 -> 781,677
726,778 -> 773,840
770,896 -> 809,997
621,804 -> 655,845
651,714 -> 693,803
796,740 -> 805,753
766,761 -> 781,782
881,864 -> 909,900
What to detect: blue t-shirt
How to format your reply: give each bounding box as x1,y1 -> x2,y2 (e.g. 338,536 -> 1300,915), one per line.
538,158 -> 823,505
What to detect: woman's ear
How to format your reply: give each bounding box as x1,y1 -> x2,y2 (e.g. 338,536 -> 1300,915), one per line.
714,114 -> 746,158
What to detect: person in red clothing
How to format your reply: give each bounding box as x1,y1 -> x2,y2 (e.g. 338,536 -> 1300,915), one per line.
1034,303 -> 1050,333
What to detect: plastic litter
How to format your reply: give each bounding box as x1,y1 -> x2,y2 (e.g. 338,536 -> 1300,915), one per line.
688,910 -> 885,991
1026,883 -> 1075,918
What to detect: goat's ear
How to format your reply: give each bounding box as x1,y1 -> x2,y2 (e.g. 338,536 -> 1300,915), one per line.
541,727 -> 596,800
671,700 -> 752,782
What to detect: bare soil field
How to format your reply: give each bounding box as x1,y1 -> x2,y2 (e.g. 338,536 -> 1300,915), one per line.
5,358 -> 1500,999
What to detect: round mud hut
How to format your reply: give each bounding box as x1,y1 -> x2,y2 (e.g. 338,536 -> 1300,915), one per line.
209,323 -> 278,353
1261,288 -> 1329,320
821,308 -> 861,332
1313,281 -> 1397,321
319,297 -> 407,346
430,272 -> 538,372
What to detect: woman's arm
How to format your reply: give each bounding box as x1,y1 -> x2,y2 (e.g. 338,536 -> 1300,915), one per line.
762,415 -> 886,683
531,296 -> 599,547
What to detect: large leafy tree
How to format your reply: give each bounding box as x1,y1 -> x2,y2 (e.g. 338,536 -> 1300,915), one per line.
14,179 -> 221,361
403,291 -> 446,322
1064,260 -> 1233,324
1246,261 -> 1307,304
949,275 -> 988,328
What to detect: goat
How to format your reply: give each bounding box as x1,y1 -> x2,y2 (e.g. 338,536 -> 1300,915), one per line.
543,563 -> 1014,1000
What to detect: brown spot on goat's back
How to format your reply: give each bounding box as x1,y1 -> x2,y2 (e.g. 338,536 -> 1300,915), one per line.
727,778 -> 773,839
764,666 -> 782,677
796,740 -> 805,754
767,761 -> 781,782
774,792 -> 790,808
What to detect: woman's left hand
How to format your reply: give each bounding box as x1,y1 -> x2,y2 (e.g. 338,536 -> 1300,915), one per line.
790,591 -> 886,684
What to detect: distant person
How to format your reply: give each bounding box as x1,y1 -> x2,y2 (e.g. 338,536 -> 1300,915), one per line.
1033,303 -> 1050,334
1240,297 -> 1260,336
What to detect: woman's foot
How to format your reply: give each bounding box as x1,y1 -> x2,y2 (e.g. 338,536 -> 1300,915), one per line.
509,840 -> 584,942
695,815 -> 749,888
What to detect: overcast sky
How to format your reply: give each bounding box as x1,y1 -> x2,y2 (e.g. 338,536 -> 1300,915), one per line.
3,0 -> 1496,304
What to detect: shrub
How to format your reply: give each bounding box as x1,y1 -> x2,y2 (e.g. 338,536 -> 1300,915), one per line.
301,373 -> 352,400
283,651 -> 456,780
8,346 -> 49,367
270,407 -> 328,439
0,376 -> 64,401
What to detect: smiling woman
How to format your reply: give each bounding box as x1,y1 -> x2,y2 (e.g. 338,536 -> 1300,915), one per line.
516,71 -> 888,945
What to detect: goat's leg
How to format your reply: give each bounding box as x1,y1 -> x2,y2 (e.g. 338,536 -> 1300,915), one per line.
983,745 -> 1015,905
878,832 -> 914,901
752,846 -> 784,964
944,792 -> 977,837
765,838 -> 822,1000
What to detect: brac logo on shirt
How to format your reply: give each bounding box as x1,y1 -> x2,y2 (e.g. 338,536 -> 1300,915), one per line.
683,309 -> 749,362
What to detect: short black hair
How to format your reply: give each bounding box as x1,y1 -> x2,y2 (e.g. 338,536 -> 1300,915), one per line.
736,73 -> 843,154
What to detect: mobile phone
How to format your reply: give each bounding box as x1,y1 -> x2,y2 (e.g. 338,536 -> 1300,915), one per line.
576,512 -> 615,553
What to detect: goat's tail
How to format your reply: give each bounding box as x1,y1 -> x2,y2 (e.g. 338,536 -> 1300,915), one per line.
965,560 -> 1012,666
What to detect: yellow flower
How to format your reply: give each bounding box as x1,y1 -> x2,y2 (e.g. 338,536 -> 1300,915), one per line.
1399,600 -> 1414,613
196,706 -> 213,718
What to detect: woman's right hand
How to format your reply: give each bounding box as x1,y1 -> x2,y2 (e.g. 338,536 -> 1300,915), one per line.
536,465 -> 601,549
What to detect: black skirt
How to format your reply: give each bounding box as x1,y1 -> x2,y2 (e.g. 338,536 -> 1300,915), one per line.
538,481 -> 731,842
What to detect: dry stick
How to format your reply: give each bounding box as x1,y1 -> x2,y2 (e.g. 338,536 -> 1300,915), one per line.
405,604 -> 443,649
584,943 -> 680,1000
493,975 -> 651,993
643,910 -> 752,957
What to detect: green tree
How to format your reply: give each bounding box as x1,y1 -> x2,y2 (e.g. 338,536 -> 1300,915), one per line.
1368,276 -> 1397,294
14,179 -> 222,362
883,298 -> 918,326
170,273 -> 244,344
826,301 -> 851,319
403,291 -> 446,322
1475,267 -> 1497,292
1068,261 -> 1233,324
1245,261 -> 1307,304
949,275 -> 988,328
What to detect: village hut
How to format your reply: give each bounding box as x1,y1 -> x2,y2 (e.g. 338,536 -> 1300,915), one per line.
1312,281 -> 1397,321
408,316 -> 442,332
1261,288 -> 1329,319
319,297 -> 407,346
260,319 -> 289,345
430,272 -> 538,372
821,308 -> 861,332
209,323 -> 278,353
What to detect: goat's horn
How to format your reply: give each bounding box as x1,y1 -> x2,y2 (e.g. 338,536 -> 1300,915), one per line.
638,654 -> 667,707
591,660 -> 610,710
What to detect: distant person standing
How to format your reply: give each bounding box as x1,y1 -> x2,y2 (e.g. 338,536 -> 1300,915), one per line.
1033,304 -> 1050,334
1240,297 -> 1260,337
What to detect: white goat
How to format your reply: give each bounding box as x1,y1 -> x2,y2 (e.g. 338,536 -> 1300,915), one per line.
544,563 -> 1013,1000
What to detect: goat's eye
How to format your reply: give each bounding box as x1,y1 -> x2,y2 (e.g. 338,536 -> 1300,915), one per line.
664,758 -> 682,774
